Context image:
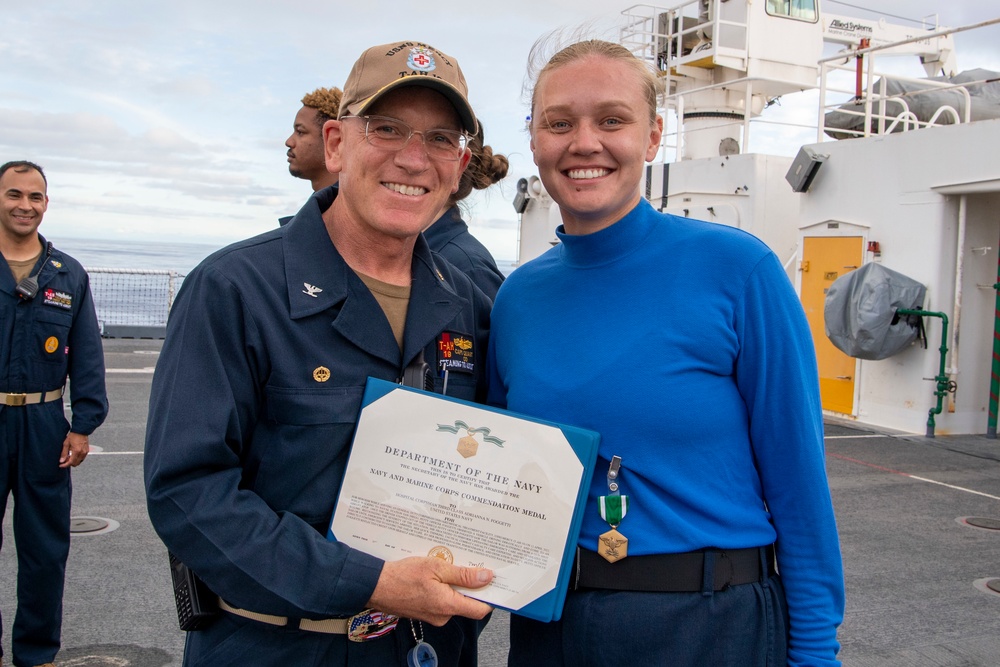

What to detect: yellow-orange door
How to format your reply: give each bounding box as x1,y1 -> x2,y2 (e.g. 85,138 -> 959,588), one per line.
801,237 -> 864,415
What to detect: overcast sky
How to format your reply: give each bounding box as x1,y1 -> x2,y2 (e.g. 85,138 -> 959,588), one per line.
2,1 -> 998,261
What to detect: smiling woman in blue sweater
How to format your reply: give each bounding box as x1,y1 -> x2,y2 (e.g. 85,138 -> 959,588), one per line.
487,39 -> 844,667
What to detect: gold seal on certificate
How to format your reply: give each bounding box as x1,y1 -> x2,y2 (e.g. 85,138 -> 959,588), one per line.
428,546 -> 454,563
329,378 -> 600,622
457,435 -> 479,458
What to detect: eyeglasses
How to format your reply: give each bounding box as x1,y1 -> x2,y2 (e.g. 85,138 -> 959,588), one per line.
343,115 -> 469,161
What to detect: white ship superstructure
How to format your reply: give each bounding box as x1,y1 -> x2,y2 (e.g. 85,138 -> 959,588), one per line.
515,1 -> 1000,436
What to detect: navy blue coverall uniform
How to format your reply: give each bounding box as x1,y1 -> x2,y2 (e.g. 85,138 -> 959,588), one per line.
423,205 -> 505,302
144,186 -> 492,667
1,237 -> 107,667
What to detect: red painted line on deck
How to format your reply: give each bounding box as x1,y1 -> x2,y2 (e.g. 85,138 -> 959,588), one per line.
828,453 -> 911,477
828,452 -> 1000,501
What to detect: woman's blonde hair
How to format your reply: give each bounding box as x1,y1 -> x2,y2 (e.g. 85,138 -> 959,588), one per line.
526,38 -> 661,127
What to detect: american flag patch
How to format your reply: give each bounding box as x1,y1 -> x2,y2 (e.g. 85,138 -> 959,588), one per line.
348,609 -> 399,642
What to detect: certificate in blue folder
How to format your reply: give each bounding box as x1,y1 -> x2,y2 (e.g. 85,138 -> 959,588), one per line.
329,377 -> 600,622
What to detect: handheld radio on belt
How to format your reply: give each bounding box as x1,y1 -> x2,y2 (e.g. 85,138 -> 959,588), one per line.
169,551 -> 219,631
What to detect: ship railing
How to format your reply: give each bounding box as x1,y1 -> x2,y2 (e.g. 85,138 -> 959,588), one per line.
620,4 -> 662,71
85,267 -> 185,339
818,61 -> 972,140
817,17 -> 1000,141
621,1 -> 750,73
637,71 -> 817,161
618,2 -> 823,161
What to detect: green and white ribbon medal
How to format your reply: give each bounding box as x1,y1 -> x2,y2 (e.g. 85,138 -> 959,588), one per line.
597,456 -> 629,563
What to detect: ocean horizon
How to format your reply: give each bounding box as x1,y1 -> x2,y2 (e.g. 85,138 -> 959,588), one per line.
49,236 -> 223,274
48,236 -> 516,329
50,236 -> 516,276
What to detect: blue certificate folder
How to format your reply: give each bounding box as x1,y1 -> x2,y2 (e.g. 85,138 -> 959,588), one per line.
330,377 -> 601,622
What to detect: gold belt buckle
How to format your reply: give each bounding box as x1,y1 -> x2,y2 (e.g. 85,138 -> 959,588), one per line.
346,608 -> 399,642
4,393 -> 27,407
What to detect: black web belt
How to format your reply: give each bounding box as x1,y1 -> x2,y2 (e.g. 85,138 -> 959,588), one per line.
571,545 -> 775,593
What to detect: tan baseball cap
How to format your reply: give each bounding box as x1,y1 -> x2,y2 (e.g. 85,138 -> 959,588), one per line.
338,41 -> 478,133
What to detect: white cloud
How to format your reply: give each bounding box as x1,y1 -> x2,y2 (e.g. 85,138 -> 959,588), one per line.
1,0 -> 996,261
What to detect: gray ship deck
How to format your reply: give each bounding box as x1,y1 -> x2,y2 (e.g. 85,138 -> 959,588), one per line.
3,338 -> 999,666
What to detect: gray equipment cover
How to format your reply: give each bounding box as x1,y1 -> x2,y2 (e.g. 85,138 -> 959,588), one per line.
824,68 -> 1000,140
825,263 -> 926,360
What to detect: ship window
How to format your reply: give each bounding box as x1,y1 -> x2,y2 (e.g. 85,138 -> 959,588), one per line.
766,0 -> 818,22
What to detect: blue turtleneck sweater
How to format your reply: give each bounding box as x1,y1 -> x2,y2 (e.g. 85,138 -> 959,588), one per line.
487,199 -> 844,666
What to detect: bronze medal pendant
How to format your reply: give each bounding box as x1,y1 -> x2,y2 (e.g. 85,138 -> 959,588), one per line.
598,527 -> 628,563
597,457 -> 629,562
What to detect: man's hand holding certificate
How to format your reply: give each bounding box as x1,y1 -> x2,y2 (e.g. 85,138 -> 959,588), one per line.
329,379 -> 600,622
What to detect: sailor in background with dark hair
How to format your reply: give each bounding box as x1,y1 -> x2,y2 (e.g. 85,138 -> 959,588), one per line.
285,86 -> 343,193
424,122 -> 508,301
0,160 -> 108,667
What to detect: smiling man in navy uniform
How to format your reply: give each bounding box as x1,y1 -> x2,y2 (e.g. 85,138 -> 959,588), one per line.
0,160 -> 108,667
145,41 -> 495,666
